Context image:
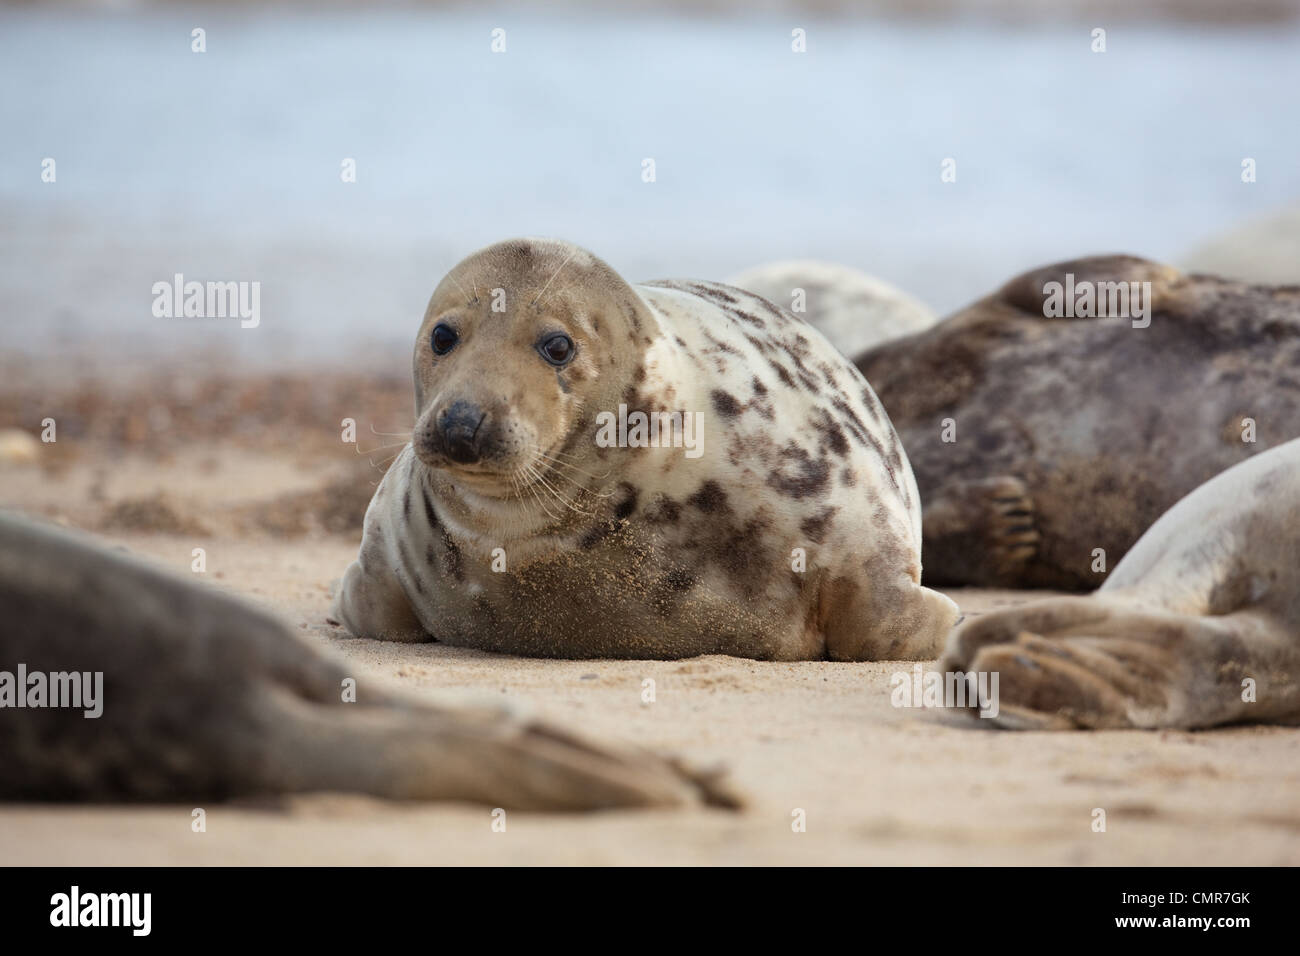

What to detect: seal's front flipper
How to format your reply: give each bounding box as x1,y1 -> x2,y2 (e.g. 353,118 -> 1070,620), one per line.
921,476 -> 1038,587
332,555 -> 429,643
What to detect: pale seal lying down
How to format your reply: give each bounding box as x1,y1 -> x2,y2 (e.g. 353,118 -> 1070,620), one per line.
335,238 -> 957,660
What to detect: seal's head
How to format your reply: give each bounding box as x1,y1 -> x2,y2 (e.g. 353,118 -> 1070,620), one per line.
412,238 -> 651,499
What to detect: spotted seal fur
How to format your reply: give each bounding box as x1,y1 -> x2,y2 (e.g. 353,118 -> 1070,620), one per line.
334,238 -> 957,660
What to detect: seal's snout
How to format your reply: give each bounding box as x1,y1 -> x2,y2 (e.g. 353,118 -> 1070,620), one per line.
438,400 -> 488,464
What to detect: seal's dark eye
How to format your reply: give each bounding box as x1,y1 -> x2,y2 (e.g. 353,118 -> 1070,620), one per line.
431,323 -> 459,355
538,333 -> 575,367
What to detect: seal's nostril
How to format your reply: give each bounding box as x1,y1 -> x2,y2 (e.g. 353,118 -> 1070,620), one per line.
440,401 -> 487,464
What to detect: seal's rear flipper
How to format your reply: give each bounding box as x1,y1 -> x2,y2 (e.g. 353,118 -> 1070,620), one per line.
822,572 -> 959,662
939,596 -> 1300,730
258,692 -> 743,811
0,512 -> 739,811
920,476 -> 1039,587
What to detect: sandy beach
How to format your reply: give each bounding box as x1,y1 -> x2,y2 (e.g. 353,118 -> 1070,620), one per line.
1,365 -> 1296,866
3,1 -> 1300,869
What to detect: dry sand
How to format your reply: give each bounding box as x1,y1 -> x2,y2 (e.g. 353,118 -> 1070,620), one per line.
1,370 -> 1297,866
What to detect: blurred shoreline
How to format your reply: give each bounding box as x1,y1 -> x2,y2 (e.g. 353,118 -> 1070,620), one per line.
5,6 -> 1299,372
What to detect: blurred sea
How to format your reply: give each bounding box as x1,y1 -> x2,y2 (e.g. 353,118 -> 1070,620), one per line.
2,5 -> 1298,367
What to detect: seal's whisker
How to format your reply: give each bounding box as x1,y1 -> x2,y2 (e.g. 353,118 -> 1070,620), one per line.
532,462 -> 594,518
369,424 -> 413,438
539,446 -> 593,464
532,483 -> 563,522
355,439 -> 409,456
524,445 -> 616,498
446,272 -> 476,307
510,467 -> 534,505
522,463 -> 561,522
366,446 -> 407,470
528,462 -> 569,510
537,460 -> 616,495
532,449 -> 612,482
527,439 -> 601,468
530,247 -> 579,307
531,463 -> 598,517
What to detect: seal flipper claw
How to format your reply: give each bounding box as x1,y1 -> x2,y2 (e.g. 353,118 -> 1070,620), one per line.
921,475 -> 1039,587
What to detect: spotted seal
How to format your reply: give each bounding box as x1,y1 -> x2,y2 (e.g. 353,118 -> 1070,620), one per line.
334,238 -> 957,660
942,437 -> 1300,730
855,255 -> 1300,589
726,259 -> 936,358
0,511 -> 733,809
